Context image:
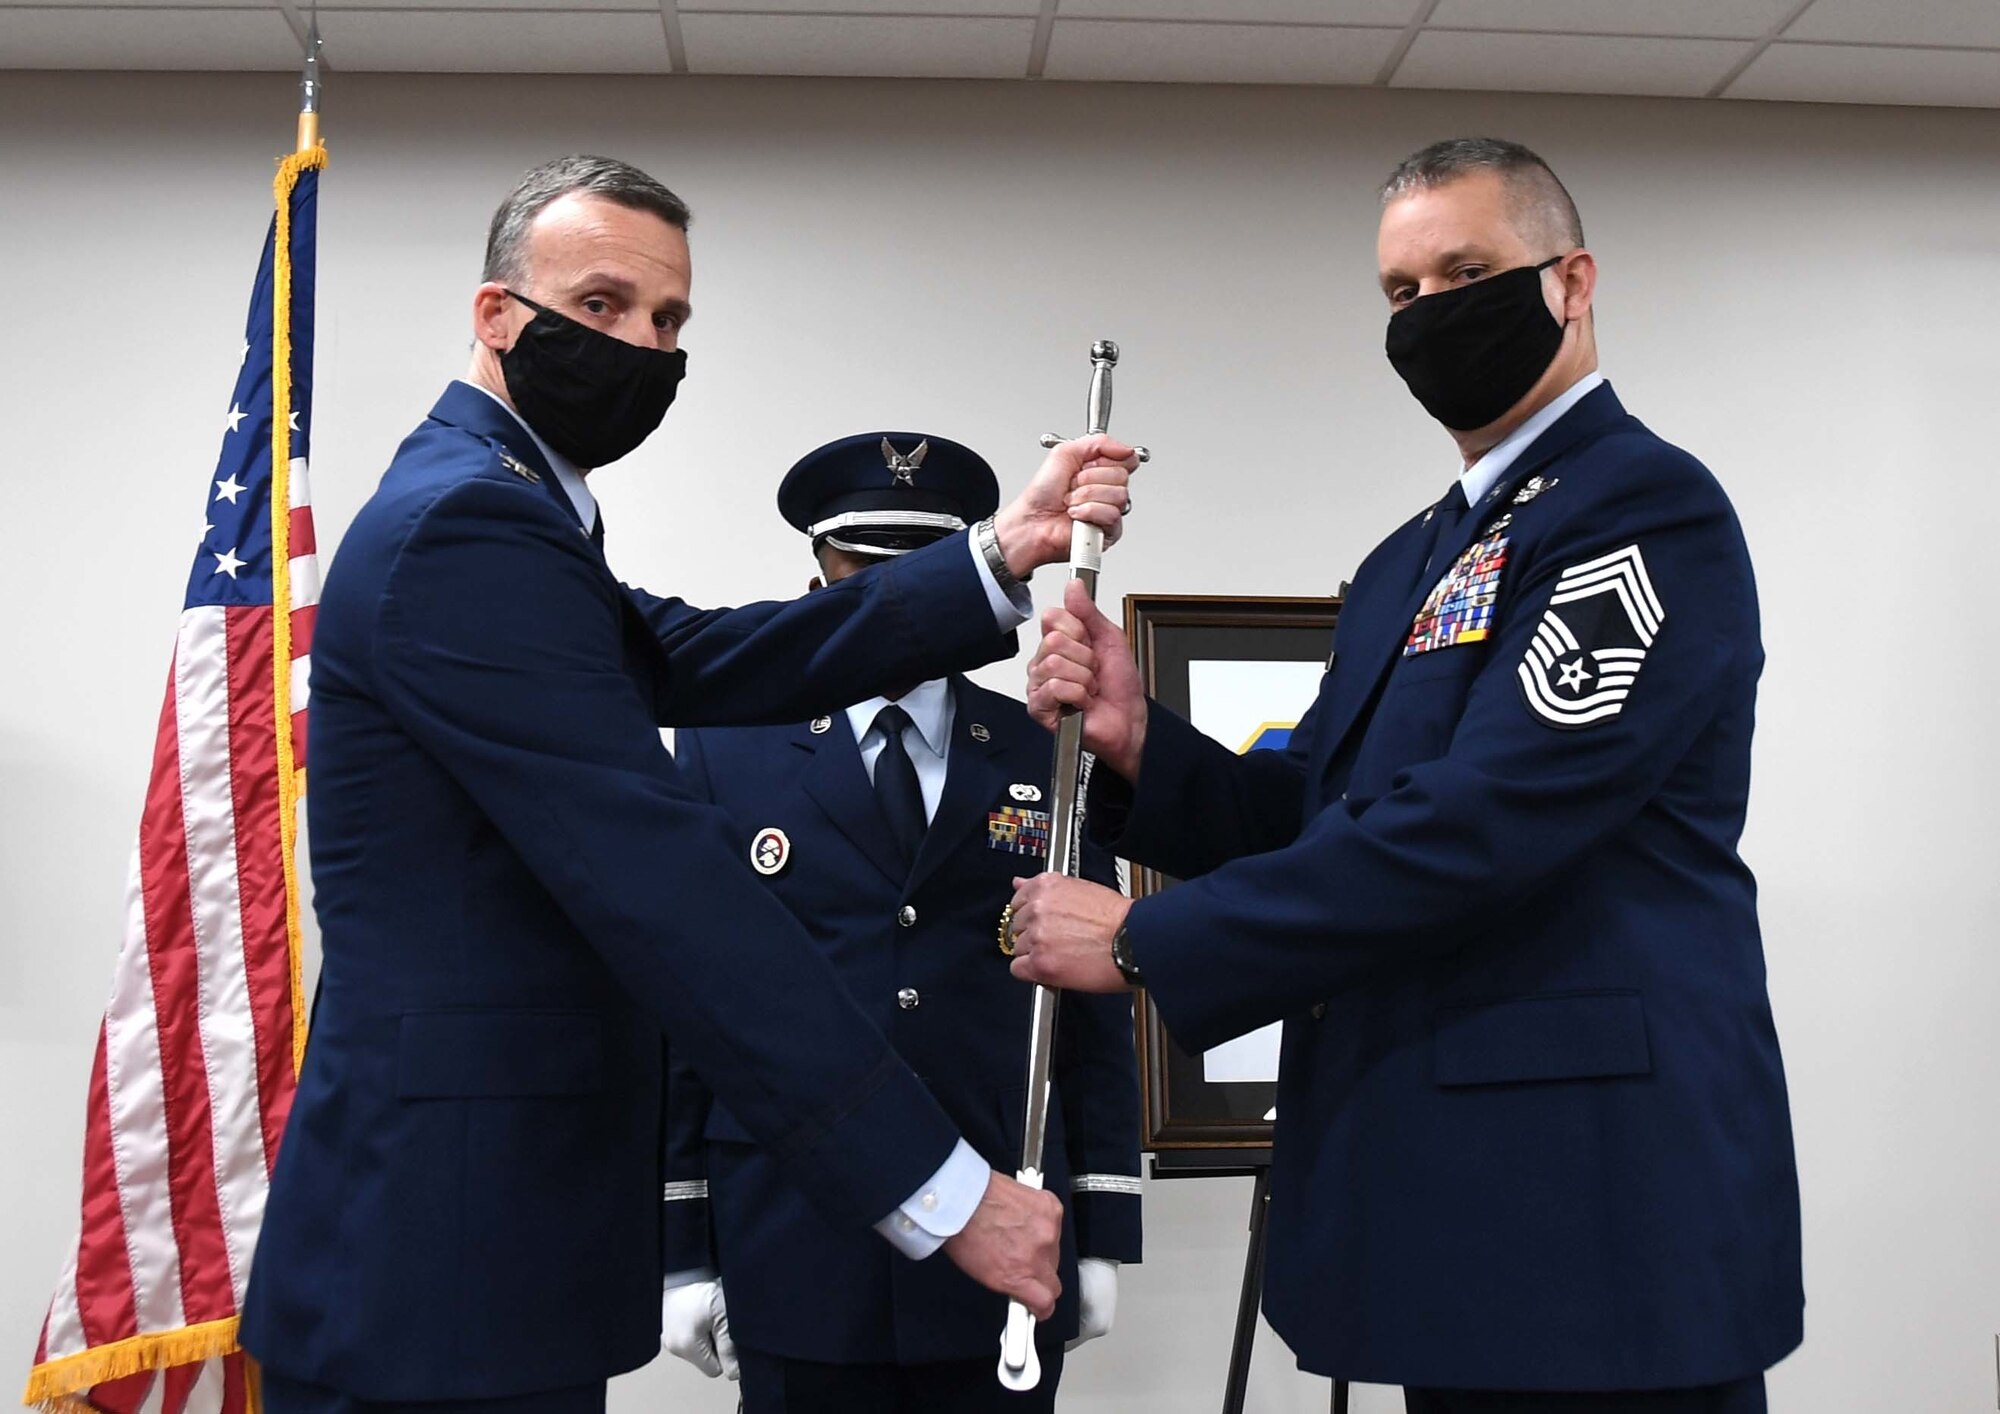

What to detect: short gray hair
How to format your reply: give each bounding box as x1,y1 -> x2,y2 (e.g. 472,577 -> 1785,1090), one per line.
1379,137 -> 1584,253
482,154 -> 692,286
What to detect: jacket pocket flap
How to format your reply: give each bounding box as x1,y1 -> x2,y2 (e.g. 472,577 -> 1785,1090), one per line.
1434,991 -> 1650,1088
396,1009 -> 604,1098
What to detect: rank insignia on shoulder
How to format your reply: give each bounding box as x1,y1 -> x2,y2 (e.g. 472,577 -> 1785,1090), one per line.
498,450 -> 541,483
750,827 -> 791,876
1518,544 -> 1664,730
1513,474 -> 1559,505
988,806 -> 1051,858
1405,527 -> 1510,657
1009,783 -> 1043,802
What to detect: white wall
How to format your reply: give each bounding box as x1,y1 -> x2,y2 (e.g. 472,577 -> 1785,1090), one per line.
3,70 -> 1997,1414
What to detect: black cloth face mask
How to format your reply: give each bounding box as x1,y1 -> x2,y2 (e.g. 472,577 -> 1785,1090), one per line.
1384,257 -> 1566,432
497,290 -> 687,469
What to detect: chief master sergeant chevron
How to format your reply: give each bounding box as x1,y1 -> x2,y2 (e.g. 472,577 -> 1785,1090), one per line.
661,432 -> 1142,1413
236,154 -> 1140,1414
1006,138 -> 1802,1413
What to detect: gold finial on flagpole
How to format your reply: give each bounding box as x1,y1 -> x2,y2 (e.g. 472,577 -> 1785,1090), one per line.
296,13 -> 323,152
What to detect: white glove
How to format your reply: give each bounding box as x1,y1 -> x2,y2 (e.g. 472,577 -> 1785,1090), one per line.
661,1277 -> 739,1380
1066,1257 -> 1119,1351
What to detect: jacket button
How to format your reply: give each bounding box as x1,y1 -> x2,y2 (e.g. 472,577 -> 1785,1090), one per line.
898,988 -> 921,1010
898,905 -> 917,927
1310,1002 -> 1327,1020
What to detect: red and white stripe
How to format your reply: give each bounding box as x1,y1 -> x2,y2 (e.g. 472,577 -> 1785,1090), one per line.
33,592 -> 303,1414
287,456 -> 319,767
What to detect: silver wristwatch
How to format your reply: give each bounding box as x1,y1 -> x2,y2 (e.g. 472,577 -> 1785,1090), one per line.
975,515 -> 1030,595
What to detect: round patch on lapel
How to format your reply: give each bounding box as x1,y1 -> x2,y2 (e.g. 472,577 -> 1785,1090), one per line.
750,827 -> 791,876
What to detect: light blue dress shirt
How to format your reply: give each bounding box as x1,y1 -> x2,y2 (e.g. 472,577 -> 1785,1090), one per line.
1458,370 -> 1604,510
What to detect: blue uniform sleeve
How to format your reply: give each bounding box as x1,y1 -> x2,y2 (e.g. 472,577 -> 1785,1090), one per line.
374,479 -> 962,1229
1055,832 -> 1143,1262
1129,456 -> 1751,1053
1087,695 -> 1318,882
622,531 -> 1020,727
660,726 -> 717,1275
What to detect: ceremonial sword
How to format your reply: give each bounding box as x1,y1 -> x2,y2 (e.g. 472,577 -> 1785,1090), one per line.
998,341 -> 1149,1392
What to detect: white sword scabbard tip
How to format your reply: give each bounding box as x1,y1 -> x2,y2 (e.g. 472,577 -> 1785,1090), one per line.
997,1303 -> 1043,1391
996,1164 -> 1047,1390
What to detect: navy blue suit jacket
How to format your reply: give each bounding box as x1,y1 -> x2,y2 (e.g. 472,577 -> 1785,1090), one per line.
666,680 -> 1142,1364
1097,384 -> 1802,1391
239,384 -> 1024,1400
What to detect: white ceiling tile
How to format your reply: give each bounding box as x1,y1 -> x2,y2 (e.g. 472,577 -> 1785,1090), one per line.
682,0 -> 1037,12
1393,30 -> 1750,96
1056,0 -> 1422,24
0,0 -> 265,7
681,13 -> 1035,77
315,8 -> 670,72
1426,0 -> 1799,41
1786,0 -> 2000,50
1045,18 -> 1399,83
329,0 -> 657,10
1728,41 -> 2000,107
0,7 -> 300,68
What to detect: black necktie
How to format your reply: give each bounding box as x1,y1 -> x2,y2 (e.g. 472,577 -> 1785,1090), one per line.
871,704 -> 927,867
589,512 -> 605,551
1422,480 -> 1470,578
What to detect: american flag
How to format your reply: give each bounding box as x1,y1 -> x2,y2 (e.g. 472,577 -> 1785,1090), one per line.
24,146 -> 325,1414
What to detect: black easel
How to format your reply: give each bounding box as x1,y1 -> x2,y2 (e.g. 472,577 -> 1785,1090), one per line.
1151,1153 -> 1349,1414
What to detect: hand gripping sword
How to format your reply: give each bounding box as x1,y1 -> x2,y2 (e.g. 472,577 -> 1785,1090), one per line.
998,341 -> 1148,1392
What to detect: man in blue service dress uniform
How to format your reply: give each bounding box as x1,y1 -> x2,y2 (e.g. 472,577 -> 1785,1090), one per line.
660,432 -> 1144,1413
1004,139 -> 1802,1413
237,156 -> 1141,1414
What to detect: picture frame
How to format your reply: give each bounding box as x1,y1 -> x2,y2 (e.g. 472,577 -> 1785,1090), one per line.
1121,593 -> 1343,1167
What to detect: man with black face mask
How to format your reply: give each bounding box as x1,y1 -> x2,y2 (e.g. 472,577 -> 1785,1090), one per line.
238,155 -> 1140,1414
1003,138 -> 1802,1412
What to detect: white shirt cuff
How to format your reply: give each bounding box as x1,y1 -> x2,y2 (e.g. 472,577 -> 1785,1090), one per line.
967,532 -> 1033,630
874,1137 -> 988,1260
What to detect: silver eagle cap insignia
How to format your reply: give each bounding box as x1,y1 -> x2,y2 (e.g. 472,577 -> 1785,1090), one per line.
881,438 -> 929,487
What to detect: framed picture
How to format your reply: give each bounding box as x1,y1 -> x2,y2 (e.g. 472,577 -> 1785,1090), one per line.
1121,593 -> 1342,1167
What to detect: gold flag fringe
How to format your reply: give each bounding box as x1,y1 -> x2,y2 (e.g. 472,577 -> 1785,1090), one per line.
271,141 -> 325,1083
22,1319 -> 243,1413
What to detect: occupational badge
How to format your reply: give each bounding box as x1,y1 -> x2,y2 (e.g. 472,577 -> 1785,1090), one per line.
988,806 -> 1051,859
881,437 -> 929,487
1405,527 -> 1510,656
1009,783 -> 1043,802
1513,474 -> 1559,505
969,723 -> 991,743
809,716 -> 832,735
749,827 -> 791,876
1517,544 -> 1664,730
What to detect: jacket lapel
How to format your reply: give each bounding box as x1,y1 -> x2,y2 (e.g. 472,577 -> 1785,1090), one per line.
1310,383 -> 1635,785
798,713 -> 909,887
426,380 -> 584,534
906,680 -> 1024,896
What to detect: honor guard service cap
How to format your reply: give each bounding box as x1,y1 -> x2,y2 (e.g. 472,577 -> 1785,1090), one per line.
779,431 -> 1000,559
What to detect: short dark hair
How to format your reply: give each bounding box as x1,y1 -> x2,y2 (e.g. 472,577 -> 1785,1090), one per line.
1379,137 -> 1584,252
482,155 -> 692,286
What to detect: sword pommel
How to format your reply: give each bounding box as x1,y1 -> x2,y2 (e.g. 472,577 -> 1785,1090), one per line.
1090,339 -> 1119,365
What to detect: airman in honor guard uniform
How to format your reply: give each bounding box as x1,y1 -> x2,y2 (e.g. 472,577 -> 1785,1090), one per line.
661,432 -> 1143,1413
